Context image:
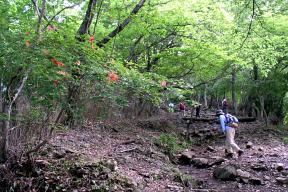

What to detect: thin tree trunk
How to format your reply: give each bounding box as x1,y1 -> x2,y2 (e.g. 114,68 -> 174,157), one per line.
36,0 -> 47,36
146,47 -> 152,71
231,64 -> 237,114
65,0 -> 97,125
1,71 -> 29,161
259,95 -> 264,120
203,83 -> 208,108
92,0 -> 104,35
127,35 -> 144,63
97,0 -> 146,47
77,0 -> 98,38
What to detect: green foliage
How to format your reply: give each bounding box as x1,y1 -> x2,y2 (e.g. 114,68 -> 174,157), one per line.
1,0 -> 288,125
283,137 -> 288,145
154,133 -> 190,154
172,167 -> 196,187
284,93 -> 288,124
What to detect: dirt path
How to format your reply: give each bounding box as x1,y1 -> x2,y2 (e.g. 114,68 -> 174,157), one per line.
47,118 -> 288,192
2,117 -> 287,192
179,121 -> 288,192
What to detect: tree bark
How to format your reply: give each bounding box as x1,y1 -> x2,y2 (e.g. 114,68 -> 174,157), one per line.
97,0 -> 146,47
92,0 -> 104,35
231,64 -> 237,114
127,35 -> 144,63
0,70 -> 30,161
36,0 -> 47,37
65,0 -> 97,125
77,0 -> 98,38
203,83 -> 208,108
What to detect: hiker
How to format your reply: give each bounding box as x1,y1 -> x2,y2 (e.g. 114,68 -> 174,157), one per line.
179,102 -> 186,117
222,98 -> 228,114
168,102 -> 175,112
195,104 -> 201,118
216,109 -> 243,158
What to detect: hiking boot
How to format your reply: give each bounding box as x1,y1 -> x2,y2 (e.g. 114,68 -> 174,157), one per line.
238,150 -> 244,157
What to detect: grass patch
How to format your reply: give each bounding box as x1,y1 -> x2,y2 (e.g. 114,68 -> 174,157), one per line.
171,167 -> 198,188
283,137 -> 288,145
154,133 -> 192,155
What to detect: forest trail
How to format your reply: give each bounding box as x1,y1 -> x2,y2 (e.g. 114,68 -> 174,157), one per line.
46,115 -> 288,192
1,115 -> 288,192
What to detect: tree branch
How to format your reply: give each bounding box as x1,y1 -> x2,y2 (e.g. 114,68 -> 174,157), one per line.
168,54 -> 202,79
92,0 -> 104,35
238,0 -> 256,49
77,0 -> 98,38
97,0 -> 146,47
43,1 -> 83,31
36,0 -> 47,35
31,0 -> 41,18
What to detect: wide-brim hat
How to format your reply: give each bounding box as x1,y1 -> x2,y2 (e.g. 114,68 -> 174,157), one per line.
216,109 -> 224,116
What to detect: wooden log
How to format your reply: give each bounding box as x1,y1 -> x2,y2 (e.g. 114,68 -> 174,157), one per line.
182,117 -> 256,123
238,117 -> 256,122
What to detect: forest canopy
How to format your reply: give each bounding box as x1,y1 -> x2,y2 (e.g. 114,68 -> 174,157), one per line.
0,0 -> 288,161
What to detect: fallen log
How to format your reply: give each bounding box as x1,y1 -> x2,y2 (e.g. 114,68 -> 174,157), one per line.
238,117 -> 256,122
182,117 -> 256,123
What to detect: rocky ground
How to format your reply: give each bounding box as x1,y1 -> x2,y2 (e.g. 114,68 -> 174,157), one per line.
0,113 -> 288,192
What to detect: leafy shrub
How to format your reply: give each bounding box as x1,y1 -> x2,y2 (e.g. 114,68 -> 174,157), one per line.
154,134 -> 189,154
283,137 -> 288,145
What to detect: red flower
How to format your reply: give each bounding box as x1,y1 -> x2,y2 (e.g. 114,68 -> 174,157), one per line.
108,72 -> 119,82
53,80 -> 59,86
161,81 -> 167,87
51,57 -> 65,67
89,35 -> 95,43
57,70 -> 69,76
47,25 -> 57,31
25,40 -> 30,47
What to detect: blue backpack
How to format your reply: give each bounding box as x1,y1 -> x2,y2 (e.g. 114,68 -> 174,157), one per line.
224,114 -> 239,128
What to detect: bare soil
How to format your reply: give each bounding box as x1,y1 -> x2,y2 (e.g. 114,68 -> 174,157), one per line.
1,115 -> 288,192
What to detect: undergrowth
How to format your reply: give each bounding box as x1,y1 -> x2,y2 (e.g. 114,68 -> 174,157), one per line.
154,133 -> 192,155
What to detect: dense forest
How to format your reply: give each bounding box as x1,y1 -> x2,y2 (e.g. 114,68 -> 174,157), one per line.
0,0 -> 288,191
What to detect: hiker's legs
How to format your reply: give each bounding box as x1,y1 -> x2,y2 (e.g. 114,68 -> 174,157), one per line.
181,110 -> 185,117
225,142 -> 233,154
225,134 -> 233,154
226,128 -> 241,153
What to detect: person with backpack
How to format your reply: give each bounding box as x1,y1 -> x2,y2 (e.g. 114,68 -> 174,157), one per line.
179,101 -> 186,117
216,109 -> 244,158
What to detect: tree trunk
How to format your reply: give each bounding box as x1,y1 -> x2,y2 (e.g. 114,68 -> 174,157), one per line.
253,63 -> 258,81
203,83 -> 208,108
231,65 -> 237,114
127,35 -> 143,63
65,0 -> 97,125
146,47 -> 152,71
259,95 -> 264,120
36,0 -> 47,37
0,71 -> 29,162
77,0 -> 98,38
0,103 -> 8,162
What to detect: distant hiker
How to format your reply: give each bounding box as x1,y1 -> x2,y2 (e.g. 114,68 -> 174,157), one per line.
168,103 -> 175,112
195,104 -> 201,118
179,102 -> 186,117
222,98 -> 228,114
216,109 -> 243,158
